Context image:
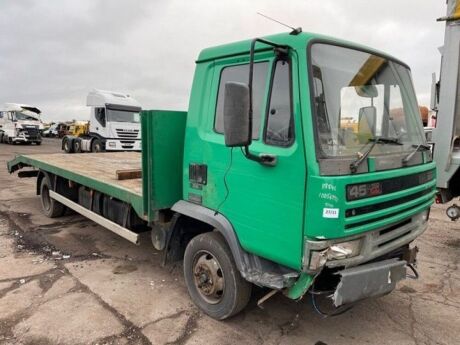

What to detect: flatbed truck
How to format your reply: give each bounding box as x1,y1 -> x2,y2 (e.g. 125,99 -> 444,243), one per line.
8,31 -> 436,320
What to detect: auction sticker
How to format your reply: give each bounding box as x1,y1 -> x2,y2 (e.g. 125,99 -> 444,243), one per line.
323,208 -> 339,218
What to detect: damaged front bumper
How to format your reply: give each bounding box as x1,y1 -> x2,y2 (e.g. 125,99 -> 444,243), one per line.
332,258 -> 407,306
285,244 -> 418,303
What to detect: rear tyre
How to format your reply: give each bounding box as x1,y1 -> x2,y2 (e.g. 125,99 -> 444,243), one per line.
183,232 -> 252,320
91,138 -> 103,153
63,138 -> 73,153
40,176 -> 66,218
73,139 -> 82,153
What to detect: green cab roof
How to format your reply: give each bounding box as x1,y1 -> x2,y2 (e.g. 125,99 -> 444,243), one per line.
196,31 -> 407,67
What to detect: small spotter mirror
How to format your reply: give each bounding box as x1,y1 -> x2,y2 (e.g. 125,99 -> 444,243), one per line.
355,85 -> 379,98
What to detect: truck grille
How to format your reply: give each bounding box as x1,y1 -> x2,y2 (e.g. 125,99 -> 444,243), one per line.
24,127 -> 39,140
120,140 -> 135,149
345,188 -> 433,218
116,129 -> 139,139
344,169 -> 435,231
346,170 -> 434,201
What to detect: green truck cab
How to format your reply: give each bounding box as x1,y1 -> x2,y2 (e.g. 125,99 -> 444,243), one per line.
8,31 -> 436,320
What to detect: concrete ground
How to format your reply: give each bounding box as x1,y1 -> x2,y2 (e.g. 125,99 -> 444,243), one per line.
0,139 -> 459,345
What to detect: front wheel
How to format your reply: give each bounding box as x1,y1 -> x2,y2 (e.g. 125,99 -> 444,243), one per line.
183,232 -> 252,320
91,138 -> 103,153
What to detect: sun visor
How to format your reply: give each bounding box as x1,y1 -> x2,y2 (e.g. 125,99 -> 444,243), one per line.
105,103 -> 142,113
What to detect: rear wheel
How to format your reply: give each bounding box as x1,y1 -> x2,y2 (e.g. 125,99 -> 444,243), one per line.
40,176 -> 66,218
63,138 -> 73,153
91,138 -> 103,152
73,139 -> 82,153
183,232 -> 252,320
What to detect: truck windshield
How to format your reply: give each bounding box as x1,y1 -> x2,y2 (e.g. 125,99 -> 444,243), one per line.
107,109 -> 140,123
14,111 -> 39,121
309,43 -> 425,158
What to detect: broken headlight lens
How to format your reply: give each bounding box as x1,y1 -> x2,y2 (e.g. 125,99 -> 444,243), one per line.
328,239 -> 362,260
308,238 -> 362,270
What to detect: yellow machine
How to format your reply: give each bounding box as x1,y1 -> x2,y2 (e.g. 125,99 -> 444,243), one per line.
67,121 -> 89,137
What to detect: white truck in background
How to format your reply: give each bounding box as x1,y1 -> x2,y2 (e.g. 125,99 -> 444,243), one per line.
430,0 -> 460,220
63,89 -> 142,153
0,103 -> 44,145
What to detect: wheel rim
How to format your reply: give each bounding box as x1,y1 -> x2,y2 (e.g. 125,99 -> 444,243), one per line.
42,184 -> 51,212
94,143 -> 101,152
192,250 -> 225,304
64,141 -> 69,151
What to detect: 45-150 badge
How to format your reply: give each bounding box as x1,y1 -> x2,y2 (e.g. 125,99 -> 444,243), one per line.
347,182 -> 382,200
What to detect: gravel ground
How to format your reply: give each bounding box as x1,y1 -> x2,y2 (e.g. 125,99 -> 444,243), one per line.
0,138 -> 459,345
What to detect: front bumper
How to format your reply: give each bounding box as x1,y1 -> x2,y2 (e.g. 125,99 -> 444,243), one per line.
332,258 -> 407,306
105,139 -> 141,151
12,132 -> 41,143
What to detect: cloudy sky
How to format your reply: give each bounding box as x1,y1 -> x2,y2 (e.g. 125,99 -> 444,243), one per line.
0,0 -> 448,122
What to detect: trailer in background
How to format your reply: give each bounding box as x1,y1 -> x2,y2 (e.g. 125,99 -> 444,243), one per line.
430,0 -> 460,220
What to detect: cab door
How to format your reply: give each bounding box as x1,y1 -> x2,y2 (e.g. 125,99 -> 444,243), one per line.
201,51 -> 306,270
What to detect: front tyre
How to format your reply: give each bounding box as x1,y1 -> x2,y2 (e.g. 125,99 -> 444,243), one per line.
91,138 -> 103,153
183,232 -> 252,320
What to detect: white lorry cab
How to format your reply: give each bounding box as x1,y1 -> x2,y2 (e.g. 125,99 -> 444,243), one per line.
63,89 -> 142,153
0,103 -> 44,145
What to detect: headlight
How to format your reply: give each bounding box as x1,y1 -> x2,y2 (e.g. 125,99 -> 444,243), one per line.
328,239 -> 362,260
308,238 -> 362,270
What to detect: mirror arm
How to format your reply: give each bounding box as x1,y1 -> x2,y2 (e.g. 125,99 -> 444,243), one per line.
243,146 -> 277,167
248,38 -> 289,142
244,38 -> 288,167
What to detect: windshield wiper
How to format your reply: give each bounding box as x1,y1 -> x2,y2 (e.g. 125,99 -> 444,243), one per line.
350,137 -> 402,173
402,143 -> 431,166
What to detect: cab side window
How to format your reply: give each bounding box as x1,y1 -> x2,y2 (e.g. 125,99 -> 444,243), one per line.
215,62 -> 269,139
265,60 -> 294,146
95,107 -> 106,127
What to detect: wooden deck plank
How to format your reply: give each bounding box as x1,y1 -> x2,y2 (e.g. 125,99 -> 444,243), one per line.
22,152 -> 143,196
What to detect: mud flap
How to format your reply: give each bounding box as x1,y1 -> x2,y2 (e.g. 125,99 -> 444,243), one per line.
333,259 -> 407,307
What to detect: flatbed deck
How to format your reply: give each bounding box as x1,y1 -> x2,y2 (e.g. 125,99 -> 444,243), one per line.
24,152 -> 142,195
8,152 -> 145,217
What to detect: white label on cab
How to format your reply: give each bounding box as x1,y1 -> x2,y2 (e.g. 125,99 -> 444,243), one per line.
323,208 -> 339,218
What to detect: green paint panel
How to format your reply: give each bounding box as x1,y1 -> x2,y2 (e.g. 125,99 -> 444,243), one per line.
285,273 -> 315,300
141,110 -> 187,220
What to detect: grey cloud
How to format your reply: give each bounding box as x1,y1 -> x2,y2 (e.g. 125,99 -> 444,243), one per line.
0,0 -> 447,121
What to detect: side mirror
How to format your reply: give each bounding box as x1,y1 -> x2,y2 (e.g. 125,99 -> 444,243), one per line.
358,106 -> 377,140
223,82 -> 251,147
358,106 -> 377,143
